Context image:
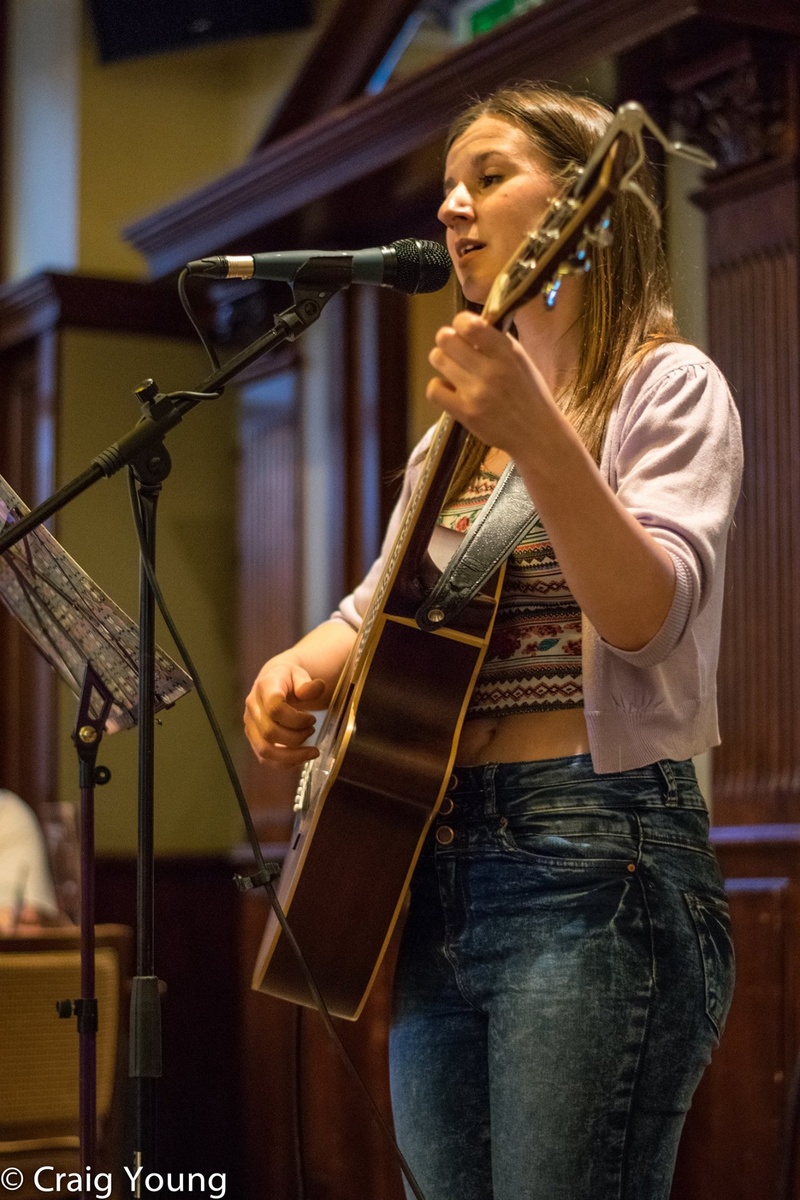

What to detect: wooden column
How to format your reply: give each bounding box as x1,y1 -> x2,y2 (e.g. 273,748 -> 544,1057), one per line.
665,45 -> 800,1200
343,286 -> 409,591
236,343 -> 304,844
670,43 -> 800,826
0,325 -> 58,806
708,158 -> 800,825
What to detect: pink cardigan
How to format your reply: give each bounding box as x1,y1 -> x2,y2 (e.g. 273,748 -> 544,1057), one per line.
333,342 -> 744,773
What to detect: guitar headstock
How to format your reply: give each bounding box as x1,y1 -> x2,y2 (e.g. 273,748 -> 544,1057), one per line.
480,101 -> 716,330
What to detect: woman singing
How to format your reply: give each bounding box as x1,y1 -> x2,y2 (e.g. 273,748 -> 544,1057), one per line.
244,82 -> 742,1200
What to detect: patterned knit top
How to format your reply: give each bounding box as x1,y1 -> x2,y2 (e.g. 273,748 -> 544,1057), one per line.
437,467 -> 584,718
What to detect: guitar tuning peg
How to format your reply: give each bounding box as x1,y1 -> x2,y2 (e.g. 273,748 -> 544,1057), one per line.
584,214 -> 614,249
543,276 -> 562,309
565,245 -> 591,273
543,245 -> 592,308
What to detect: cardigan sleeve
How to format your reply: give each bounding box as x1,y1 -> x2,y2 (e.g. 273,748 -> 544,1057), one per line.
599,353 -> 743,669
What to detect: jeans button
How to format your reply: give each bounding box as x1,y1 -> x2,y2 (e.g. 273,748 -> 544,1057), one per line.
435,826 -> 455,846
449,773 -> 459,790
439,797 -> 455,816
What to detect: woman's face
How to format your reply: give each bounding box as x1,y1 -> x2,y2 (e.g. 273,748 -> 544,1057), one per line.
439,114 -> 556,306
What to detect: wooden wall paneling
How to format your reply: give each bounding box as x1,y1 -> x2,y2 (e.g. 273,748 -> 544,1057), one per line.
29,328 -> 59,809
0,330 -> 58,807
671,877 -> 791,1200
374,290 -> 412,536
238,888 -> 302,1199
343,286 -> 409,592
666,36 -> 800,825
701,166 -> 800,824
0,0 -> 5,282
667,44 -> 800,1188
711,828 -> 800,1197
94,857 -> 244,1190
238,884 -> 405,1200
297,930 -> 405,1200
237,359 -> 304,843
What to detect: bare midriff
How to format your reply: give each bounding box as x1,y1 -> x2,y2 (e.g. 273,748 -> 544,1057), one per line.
455,706 -> 590,766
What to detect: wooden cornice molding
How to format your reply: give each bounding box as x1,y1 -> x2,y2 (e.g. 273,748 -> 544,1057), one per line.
124,0 -> 800,278
256,0 -> 422,147
0,273 -> 192,353
693,154 -> 800,209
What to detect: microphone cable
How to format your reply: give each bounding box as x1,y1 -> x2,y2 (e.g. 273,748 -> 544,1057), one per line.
178,269 -> 220,372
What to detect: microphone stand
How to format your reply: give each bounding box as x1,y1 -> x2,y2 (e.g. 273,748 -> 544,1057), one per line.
0,280 -> 341,1193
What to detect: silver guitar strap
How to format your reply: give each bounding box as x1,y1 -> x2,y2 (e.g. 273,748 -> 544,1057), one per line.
414,459 -> 537,632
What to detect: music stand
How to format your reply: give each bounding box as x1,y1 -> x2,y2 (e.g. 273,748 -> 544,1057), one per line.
0,473 -> 192,1193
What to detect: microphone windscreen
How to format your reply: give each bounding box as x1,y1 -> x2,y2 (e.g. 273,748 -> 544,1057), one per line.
393,239 -> 452,295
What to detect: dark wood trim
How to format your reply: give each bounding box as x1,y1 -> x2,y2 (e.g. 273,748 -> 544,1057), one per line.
125,0 -> 800,277
0,273 -> 199,353
671,875 -> 794,1200
256,0 -> 421,147
693,153 -> 800,211
0,331 -> 59,806
94,856 -> 245,1186
0,0 -> 7,283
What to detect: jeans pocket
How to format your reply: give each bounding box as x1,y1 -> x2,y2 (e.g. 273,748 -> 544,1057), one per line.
684,891 -> 736,1041
499,811 -> 637,870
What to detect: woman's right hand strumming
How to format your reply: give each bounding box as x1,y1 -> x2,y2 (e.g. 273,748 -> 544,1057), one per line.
243,619 -> 357,769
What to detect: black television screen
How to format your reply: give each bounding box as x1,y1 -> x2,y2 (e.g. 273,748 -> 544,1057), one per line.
88,0 -> 314,63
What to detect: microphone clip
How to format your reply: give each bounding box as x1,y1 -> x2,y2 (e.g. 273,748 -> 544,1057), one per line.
275,259 -> 357,339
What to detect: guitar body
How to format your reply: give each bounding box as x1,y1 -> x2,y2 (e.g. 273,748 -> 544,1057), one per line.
252,416 -> 506,1019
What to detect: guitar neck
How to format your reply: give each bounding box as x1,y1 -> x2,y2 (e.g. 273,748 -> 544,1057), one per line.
354,414 -> 470,651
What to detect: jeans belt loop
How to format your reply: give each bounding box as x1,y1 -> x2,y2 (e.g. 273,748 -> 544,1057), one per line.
658,759 -> 679,807
485,762 -> 499,816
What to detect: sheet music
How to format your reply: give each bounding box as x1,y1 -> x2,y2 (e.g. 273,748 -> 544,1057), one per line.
0,476 -> 193,733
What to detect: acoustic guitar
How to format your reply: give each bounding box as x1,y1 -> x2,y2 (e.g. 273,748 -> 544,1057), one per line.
251,104 -> 681,1019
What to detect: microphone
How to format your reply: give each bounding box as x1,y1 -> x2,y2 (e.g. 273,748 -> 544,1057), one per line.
185,238 -> 451,295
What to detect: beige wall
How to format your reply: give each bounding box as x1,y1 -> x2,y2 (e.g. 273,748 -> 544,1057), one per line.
56,329 -> 240,854
407,284 -> 461,448
76,17 -> 329,278
4,0 -> 339,280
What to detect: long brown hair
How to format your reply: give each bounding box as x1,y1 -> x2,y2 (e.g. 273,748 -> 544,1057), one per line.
442,82 -> 681,499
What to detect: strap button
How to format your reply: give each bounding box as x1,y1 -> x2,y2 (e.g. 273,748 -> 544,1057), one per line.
427,607 -> 445,624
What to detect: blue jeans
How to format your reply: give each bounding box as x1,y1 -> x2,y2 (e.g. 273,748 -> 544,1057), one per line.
389,755 -> 735,1200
